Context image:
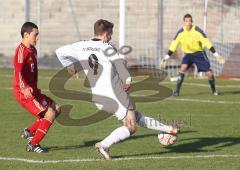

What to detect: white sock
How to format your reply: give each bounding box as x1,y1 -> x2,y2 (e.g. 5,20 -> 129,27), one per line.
138,115 -> 173,133
100,126 -> 130,148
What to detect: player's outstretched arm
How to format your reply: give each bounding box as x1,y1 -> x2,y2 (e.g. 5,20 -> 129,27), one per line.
112,58 -> 131,92
160,54 -> 170,69
56,44 -> 80,74
160,50 -> 174,69
197,27 -> 225,65
213,52 -> 225,64
160,29 -> 181,69
209,47 -> 225,64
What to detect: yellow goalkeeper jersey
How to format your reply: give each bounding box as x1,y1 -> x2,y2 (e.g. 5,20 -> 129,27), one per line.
169,25 -> 213,54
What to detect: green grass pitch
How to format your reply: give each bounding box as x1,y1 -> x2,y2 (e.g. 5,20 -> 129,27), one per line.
0,68 -> 240,170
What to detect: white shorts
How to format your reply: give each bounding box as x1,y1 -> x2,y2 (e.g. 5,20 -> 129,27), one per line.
93,92 -> 135,120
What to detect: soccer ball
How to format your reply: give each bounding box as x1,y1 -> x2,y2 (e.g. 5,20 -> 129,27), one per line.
158,132 -> 177,146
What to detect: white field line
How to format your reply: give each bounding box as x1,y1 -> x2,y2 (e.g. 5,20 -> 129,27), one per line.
0,154 -> 240,163
1,87 -> 240,105
1,74 -> 240,88
167,98 -> 240,105
161,82 -> 240,88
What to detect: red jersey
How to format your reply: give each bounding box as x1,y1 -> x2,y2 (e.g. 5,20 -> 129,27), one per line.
13,43 -> 38,95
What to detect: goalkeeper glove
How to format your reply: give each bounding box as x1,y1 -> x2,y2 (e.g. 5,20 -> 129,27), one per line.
213,52 -> 225,64
160,55 -> 170,69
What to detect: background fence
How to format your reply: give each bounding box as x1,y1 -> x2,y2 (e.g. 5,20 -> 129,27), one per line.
0,0 -> 240,77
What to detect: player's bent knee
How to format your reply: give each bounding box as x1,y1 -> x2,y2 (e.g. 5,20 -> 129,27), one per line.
122,110 -> 137,134
127,123 -> 137,134
129,126 -> 137,134
207,71 -> 213,78
125,125 -> 136,135
180,65 -> 188,72
122,121 -> 137,134
55,104 -> 61,117
44,107 -> 56,122
55,104 -> 61,112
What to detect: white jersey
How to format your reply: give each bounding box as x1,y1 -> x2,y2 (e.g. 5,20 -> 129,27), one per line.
56,39 -> 133,120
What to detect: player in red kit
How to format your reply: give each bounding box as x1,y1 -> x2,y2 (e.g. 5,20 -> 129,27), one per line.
13,22 -> 61,153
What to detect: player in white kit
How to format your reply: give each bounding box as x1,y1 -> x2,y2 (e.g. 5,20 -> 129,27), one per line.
56,19 -> 179,160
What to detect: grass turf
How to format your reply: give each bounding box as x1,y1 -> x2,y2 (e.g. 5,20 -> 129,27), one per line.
0,68 -> 239,170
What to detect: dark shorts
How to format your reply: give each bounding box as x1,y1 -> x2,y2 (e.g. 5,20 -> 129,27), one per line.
182,51 -> 211,72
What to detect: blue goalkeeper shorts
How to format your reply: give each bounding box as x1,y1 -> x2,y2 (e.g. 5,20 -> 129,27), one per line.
182,51 -> 211,72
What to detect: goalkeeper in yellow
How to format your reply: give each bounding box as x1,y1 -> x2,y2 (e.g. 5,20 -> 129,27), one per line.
161,14 -> 225,96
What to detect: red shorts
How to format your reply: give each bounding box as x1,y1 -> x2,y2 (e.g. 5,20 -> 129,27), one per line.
15,90 -> 53,119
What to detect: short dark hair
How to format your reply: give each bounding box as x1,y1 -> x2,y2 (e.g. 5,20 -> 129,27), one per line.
183,14 -> 193,21
21,22 -> 38,38
94,19 -> 114,36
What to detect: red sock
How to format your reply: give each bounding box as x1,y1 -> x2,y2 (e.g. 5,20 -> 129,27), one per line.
30,118 -> 53,145
28,119 -> 41,135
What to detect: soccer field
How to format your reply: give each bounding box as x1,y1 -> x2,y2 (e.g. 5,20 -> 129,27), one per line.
0,68 -> 240,170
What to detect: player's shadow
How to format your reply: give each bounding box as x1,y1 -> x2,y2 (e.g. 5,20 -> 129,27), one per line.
128,130 -> 195,141
182,92 -> 219,96
45,140 -> 99,151
220,90 -> 240,95
44,134 -> 160,151
193,90 -> 240,96
164,137 -> 240,153
113,136 -> 240,158
45,130 -> 195,152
